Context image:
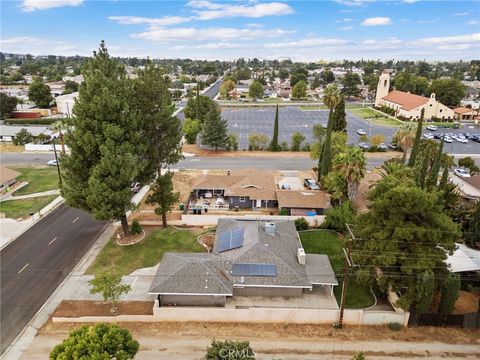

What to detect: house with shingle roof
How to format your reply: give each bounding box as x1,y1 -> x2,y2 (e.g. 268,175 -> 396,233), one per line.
374,70 -> 455,121
149,219 -> 338,307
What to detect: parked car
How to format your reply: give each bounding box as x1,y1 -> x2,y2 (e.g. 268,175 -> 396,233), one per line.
423,133 -> 434,139
453,168 -> 471,178
456,136 -> 468,143
433,133 -> 443,139
47,159 -> 58,166
304,178 -> 320,190
322,123 -> 328,129
471,134 -> 480,143
357,129 -> 367,135
388,142 -> 399,150
444,136 -> 453,143
131,182 -> 141,193
358,142 -> 369,150
426,125 -> 437,131
378,143 -> 387,150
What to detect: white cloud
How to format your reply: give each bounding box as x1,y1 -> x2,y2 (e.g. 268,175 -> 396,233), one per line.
335,0 -> 375,6
466,20 -> 479,25
416,33 -> 480,45
20,0 -> 83,12
190,1 -> 294,20
132,26 -> 295,42
403,0 -> 418,3
0,36 -> 44,46
264,37 -> 348,49
417,20 -> 435,24
338,26 -> 353,30
108,15 -> 192,26
335,18 -> 354,23
177,42 -> 258,50
362,37 -> 403,48
361,17 -> 392,26
438,44 -> 471,51
0,36 -> 88,56
454,12 -> 469,16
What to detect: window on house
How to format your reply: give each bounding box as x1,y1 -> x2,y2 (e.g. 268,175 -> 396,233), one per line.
430,104 -> 432,107
440,109 -> 443,112
384,80 -> 387,87
239,197 -> 245,202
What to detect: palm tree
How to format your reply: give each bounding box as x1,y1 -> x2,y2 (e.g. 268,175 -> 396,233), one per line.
51,119 -> 68,154
395,122 -> 416,163
323,84 -> 341,110
333,146 -> 367,201
378,160 -> 405,177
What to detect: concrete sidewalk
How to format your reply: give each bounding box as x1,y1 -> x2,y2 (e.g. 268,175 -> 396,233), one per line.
3,189 -> 60,201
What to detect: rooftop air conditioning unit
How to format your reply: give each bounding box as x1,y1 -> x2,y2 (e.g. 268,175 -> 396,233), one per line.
265,222 -> 275,235
297,248 -> 306,265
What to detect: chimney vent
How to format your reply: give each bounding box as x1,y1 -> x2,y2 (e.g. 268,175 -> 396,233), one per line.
297,248 -> 306,265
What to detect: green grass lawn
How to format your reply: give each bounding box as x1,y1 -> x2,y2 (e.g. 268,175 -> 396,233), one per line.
0,195 -> 57,219
87,227 -> 205,276
12,167 -> 59,196
349,107 -> 404,127
300,105 -> 329,110
300,229 -> 375,309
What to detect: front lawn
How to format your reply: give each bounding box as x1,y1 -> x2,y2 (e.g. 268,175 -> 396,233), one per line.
349,107 -> 404,127
87,227 -> 205,275
300,229 -> 375,309
0,195 -> 57,219
12,167 -> 59,195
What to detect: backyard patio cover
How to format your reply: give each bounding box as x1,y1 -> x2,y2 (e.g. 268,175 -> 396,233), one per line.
446,243 -> 480,273
305,254 -> 338,286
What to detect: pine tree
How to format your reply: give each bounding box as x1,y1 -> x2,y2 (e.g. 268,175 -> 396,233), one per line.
408,108 -> 425,167
438,273 -> 461,315
61,41 -> 144,236
201,103 -> 229,150
196,85 -> 200,120
426,135 -> 444,189
331,95 -> 347,132
269,103 -> 280,151
416,155 -> 429,189
318,110 -> 333,179
146,172 -> 180,229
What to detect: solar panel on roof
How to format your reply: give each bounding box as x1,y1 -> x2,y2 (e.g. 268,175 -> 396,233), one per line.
217,227 -> 244,253
232,263 -> 277,276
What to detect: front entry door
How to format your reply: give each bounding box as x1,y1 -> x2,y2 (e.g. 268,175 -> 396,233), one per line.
256,199 -> 262,208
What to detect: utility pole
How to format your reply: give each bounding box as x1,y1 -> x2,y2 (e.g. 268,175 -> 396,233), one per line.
337,223 -> 354,329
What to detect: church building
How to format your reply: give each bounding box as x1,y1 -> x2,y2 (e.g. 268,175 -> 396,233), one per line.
374,70 -> 455,121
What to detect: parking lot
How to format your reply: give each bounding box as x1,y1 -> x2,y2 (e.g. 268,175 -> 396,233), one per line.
220,107 -> 480,154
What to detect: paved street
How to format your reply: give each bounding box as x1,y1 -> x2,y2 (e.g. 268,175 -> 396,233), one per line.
173,155 -> 391,171
0,204 -> 107,354
176,78 -> 222,121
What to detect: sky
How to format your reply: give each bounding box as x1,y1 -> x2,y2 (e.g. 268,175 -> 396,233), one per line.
1,0 -> 479,61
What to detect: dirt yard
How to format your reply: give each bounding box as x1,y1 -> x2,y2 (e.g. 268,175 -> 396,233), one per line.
430,290 -> 480,314
52,300 -> 153,317
29,319 -> 480,360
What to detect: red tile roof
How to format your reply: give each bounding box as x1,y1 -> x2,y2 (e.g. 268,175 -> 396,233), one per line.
453,107 -> 474,114
382,90 -> 429,111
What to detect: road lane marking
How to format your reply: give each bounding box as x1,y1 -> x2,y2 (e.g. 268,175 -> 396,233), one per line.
72,217 -> 79,224
48,237 -> 57,246
18,263 -> 29,274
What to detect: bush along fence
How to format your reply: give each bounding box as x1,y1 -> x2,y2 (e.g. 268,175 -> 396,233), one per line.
412,313 -> 480,330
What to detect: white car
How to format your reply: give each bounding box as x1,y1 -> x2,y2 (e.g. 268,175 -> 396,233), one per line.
426,125 -> 437,131
444,136 -> 453,143
423,133 -> 434,139
357,129 -> 367,135
47,159 -> 58,166
453,168 -> 471,178
456,137 -> 468,143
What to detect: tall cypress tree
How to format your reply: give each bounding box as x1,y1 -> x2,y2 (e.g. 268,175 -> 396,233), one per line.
318,110 -> 333,179
426,135 -> 444,189
331,95 -> 347,132
201,103 -> 229,150
408,108 -> 425,167
269,103 -> 280,151
196,85 -> 200,120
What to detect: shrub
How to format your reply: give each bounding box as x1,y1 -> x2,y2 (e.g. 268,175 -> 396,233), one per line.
291,132 -> 306,151
351,352 -> 366,360
294,217 -> 309,231
280,141 -> 289,151
323,201 -> 356,233
183,118 -> 201,144
301,143 -> 311,152
12,128 -> 33,145
279,208 -> 289,216
6,118 -> 63,125
248,133 -> 268,151
205,339 -> 255,360
226,133 -> 239,151
130,219 -> 142,235
387,322 -> 402,331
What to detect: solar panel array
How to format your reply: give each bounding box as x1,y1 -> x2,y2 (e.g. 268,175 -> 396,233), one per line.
232,263 -> 277,277
217,227 -> 244,252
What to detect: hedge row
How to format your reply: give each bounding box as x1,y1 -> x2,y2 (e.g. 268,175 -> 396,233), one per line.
5,118 -> 66,125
